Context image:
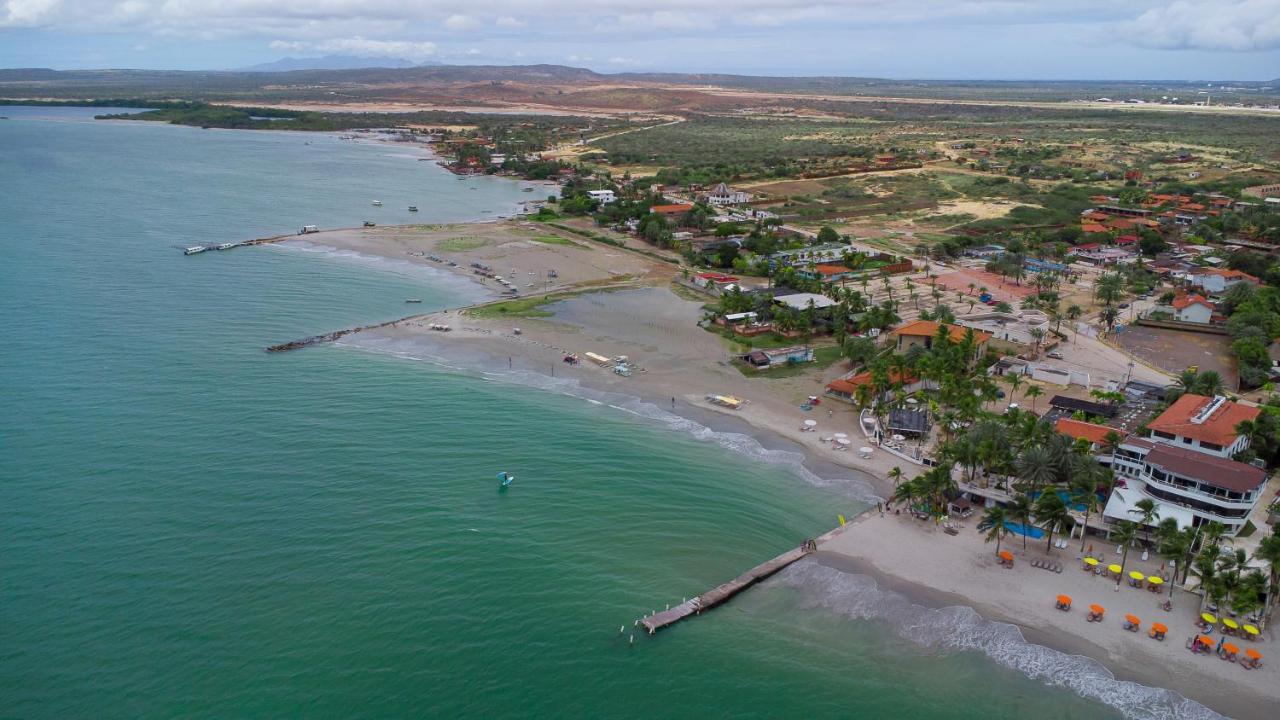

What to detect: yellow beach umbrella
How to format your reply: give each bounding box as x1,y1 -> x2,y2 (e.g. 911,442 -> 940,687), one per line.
1084,557 -> 1099,566
1244,624 -> 1260,636
1148,576 -> 1164,586
1108,564 -> 1122,574
1223,618 -> 1239,630
1201,612 -> 1218,625
1128,570 -> 1145,581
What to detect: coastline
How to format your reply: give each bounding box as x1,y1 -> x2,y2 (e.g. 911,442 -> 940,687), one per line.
267,222 -> 1274,720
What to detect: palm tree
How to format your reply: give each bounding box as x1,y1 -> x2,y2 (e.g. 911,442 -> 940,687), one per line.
1156,519 -> 1197,596
888,466 -> 904,488
1008,494 -> 1034,550
1128,497 -> 1160,545
1071,470 -> 1107,552
891,478 -> 921,513
1016,445 -> 1055,498
1196,370 -> 1225,396
1099,305 -> 1120,335
1111,520 -> 1139,588
980,504 -> 1011,557
1255,531 -> 1280,619
1036,491 -> 1074,554
1024,385 -> 1044,413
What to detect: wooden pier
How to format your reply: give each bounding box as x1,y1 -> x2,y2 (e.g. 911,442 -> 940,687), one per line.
639,542 -> 814,635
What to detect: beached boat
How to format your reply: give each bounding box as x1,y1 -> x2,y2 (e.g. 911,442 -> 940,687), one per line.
371,200 -> 382,206
184,246 -> 207,255
706,394 -> 744,409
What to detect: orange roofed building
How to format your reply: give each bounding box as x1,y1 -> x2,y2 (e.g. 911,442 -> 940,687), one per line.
1055,418 -> 1116,449
1145,394 -> 1260,458
889,320 -> 991,354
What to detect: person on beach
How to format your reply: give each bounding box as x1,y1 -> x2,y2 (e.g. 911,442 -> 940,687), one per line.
671,397 -> 676,408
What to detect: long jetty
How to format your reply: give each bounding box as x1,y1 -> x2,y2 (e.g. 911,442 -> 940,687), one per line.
266,314 -> 426,352
639,542 -> 814,635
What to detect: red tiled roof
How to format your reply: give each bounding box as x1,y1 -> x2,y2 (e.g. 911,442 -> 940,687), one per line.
650,203 -> 693,214
1081,223 -> 1108,234
889,320 -> 992,344
1115,235 -> 1138,244
827,369 -> 916,395
1147,394 -> 1260,447
812,263 -> 852,277
1055,418 -> 1115,445
1171,294 -> 1213,310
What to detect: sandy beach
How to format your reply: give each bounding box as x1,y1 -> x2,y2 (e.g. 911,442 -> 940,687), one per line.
818,512 -> 1277,719
278,221 -> 1275,719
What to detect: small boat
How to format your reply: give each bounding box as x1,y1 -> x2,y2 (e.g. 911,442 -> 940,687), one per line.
405,298 -> 422,304
522,187 -> 535,192
184,246 -> 207,255
371,200 -> 383,206
216,243 -> 236,250
408,206 -> 419,212
498,471 -> 515,488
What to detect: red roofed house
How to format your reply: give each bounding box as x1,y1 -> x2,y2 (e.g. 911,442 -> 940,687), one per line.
1055,418 -> 1116,451
1081,223 -> 1108,234
889,320 -> 991,355
825,369 -> 930,404
650,203 -> 694,219
1168,294 -> 1215,324
1145,394 -> 1260,458
1186,267 -> 1260,294
1115,235 -> 1139,246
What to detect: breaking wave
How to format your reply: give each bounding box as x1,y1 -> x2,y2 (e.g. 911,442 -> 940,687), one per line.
778,562 -> 1223,720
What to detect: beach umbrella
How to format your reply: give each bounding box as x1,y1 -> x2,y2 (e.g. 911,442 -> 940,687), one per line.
999,550 -> 1014,562
1108,564 -> 1122,575
1151,622 -> 1168,634
1222,618 -> 1239,631
905,397 -> 918,404
1196,635 -> 1214,648
1084,557 -> 1099,566
1089,603 -> 1105,615
1245,649 -> 1262,660
1125,614 -> 1140,626
1147,576 -> 1163,586
835,438 -> 851,446
1244,624 -> 1260,637
1201,612 -> 1218,625
1128,570 -> 1144,581
1223,642 -> 1240,655
832,432 -> 848,439
859,446 -> 873,454
1056,594 -> 1071,605
892,434 -> 906,441
803,419 -> 818,427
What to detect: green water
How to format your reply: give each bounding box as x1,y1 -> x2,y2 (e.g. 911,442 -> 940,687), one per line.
1,107 -> 1177,719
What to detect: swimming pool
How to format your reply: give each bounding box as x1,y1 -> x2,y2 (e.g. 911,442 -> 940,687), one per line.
1004,521 -> 1046,539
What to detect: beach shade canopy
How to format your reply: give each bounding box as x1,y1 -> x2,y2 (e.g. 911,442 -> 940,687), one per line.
1128,570 -> 1144,581
1125,614 -> 1140,625
803,419 -> 818,427
1147,576 -> 1164,586
1108,564 -> 1122,574
1223,642 -> 1240,655
1222,618 -> 1239,630
1084,557 -> 1099,566
1244,625 -> 1260,636
1201,612 -> 1218,625
832,432 -> 848,439
1197,635 -> 1215,647
1089,604 -> 1105,614
999,550 -> 1014,562
859,446 -> 873,454
1151,622 -> 1168,634
1245,649 -> 1263,660
1057,594 -> 1071,605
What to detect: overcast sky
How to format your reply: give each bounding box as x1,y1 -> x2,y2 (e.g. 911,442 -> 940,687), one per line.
2,1 -> 1277,79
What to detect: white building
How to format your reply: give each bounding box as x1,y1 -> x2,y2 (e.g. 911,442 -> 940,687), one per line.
587,189 -> 616,204
1169,294 -> 1215,324
1100,394 -> 1266,537
1186,267 -> 1258,294
705,182 -> 750,206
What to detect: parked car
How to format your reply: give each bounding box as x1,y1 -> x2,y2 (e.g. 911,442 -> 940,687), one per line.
1047,351 -> 1064,360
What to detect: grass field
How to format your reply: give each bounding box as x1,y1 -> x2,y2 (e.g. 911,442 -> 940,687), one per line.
438,236 -> 490,252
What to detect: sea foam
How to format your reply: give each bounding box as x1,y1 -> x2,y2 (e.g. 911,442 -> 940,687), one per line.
779,562 -> 1224,720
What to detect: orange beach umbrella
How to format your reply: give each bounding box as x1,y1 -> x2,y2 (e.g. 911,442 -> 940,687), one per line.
1223,642 -> 1240,655
1125,614 -> 1140,625
1151,622 -> 1168,633
1197,635 -> 1215,647
1057,594 -> 1072,605
999,550 -> 1014,562
1089,604 -> 1105,614
1245,649 -> 1263,660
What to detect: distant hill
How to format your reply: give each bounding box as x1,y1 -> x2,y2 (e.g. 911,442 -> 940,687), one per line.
240,55 -> 438,72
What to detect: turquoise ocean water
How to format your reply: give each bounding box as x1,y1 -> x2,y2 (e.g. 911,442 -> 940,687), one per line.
3,107 -> 1197,718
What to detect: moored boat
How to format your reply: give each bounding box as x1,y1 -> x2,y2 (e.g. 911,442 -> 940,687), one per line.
184,246 -> 207,255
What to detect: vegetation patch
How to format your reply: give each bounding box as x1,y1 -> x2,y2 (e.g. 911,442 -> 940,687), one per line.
438,236 -> 490,252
